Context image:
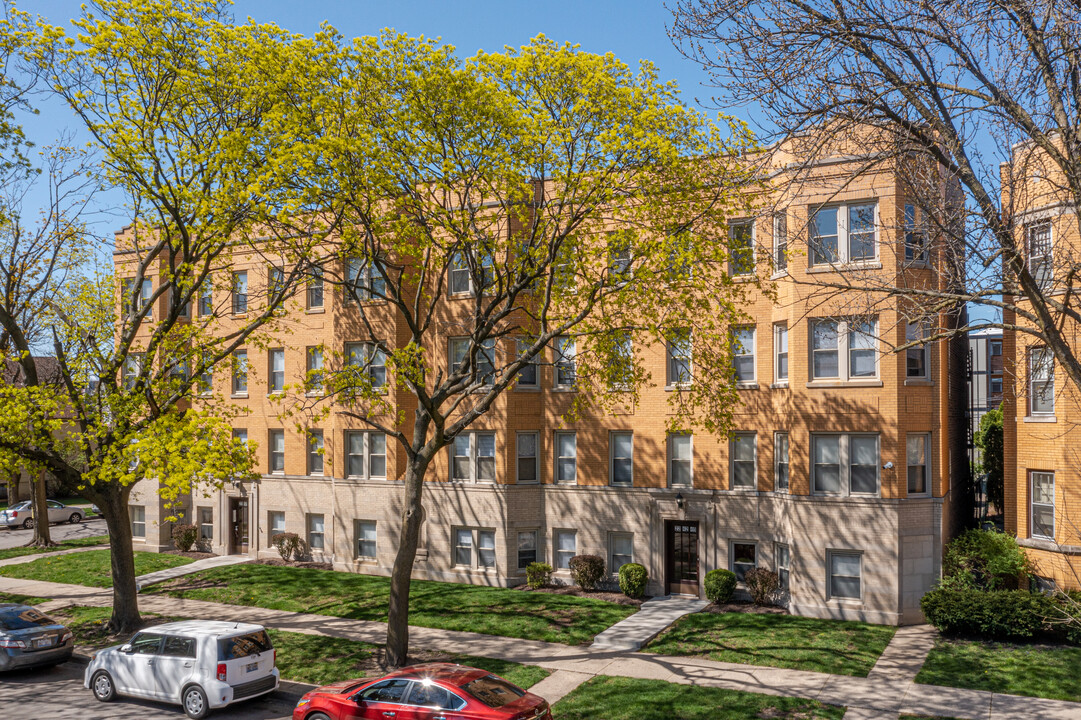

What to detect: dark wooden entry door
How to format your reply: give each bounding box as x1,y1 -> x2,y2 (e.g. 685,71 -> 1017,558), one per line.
229,498 -> 249,554
665,520 -> 700,595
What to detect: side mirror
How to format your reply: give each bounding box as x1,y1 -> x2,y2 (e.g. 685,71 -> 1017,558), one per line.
120,644 -> 133,654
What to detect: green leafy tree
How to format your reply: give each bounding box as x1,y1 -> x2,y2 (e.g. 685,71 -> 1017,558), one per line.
975,406 -> 1004,514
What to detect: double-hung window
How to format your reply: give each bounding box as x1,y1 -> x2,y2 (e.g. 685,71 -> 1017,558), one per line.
607,234 -> 633,283
828,551 -> 862,600
268,511 -> 285,540
667,329 -> 693,386
346,256 -> 386,301
232,428 -> 247,445
448,249 -> 493,296
232,350 -> 248,395
1029,347 -> 1055,415
728,220 -> 755,276
730,433 -> 756,489
774,432 -> 789,492
668,433 -> 692,487
555,432 -> 577,484
773,324 -> 788,384
515,338 -> 538,388
198,507 -> 213,541
454,528 -> 496,569
130,505 -> 146,538
555,530 -> 576,570
308,430 -> 324,476
609,334 -> 634,390
197,354 -> 213,395
306,347 -> 324,394
346,431 -> 387,479
776,544 -> 791,593
449,338 -> 496,386
450,431 -> 496,482
269,349 -> 285,394
904,204 -> 929,263
812,433 -> 879,495
907,434 -> 930,495
773,212 -> 787,273
732,327 -> 756,384
810,318 -> 879,381
517,531 -> 538,569
232,271 -> 247,314
609,533 -> 633,574
122,353 -> 144,391
1030,471 -> 1055,540
1026,221 -> 1052,290
906,321 -> 929,379
269,429 -> 285,474
307,266 -> 324,309
356,521 -> 377,559
198,281 -> 213,317
731,542 -> 757,582
268,266 -> 284,298
609,432 -> 633,487
810,202 -> 877,265
516,432 -> 539,483
307,513 -> 324,551
554,337 -> 576,388
346,342 -> 387,390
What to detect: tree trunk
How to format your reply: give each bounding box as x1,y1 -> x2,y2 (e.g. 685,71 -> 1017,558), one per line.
5,474 -> 19,506
386,456 -> 430,667
30,470 -> 53,547
100,485 -> 142,634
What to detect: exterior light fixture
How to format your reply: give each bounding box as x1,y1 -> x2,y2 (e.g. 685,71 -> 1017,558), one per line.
676,492 -> 685,511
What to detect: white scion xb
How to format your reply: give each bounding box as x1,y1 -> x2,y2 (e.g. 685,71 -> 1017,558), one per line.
84,620 -> 280,719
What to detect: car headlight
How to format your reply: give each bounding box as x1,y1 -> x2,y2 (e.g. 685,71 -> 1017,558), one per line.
61,632 -> 73,642
295,698 -> 310,708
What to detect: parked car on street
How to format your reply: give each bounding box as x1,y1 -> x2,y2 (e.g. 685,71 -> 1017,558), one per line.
0,500 -> 85,529
0,603 -> 74,671
85,620 -> 279,719
292,663 -> 551,720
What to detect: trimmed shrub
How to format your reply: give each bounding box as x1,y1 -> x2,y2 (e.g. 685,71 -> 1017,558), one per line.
171,523 -> 198,552
941,528 -> 1030,590
920,588 -> 1058,642
526,562 -> 553,590
745,568 -> 780,606
705,568 -> 737,603
618,563 -> 648,599
569,555 -> 606,591
271,532 -> 307,562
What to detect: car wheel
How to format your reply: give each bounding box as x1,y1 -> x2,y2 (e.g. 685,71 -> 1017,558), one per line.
69,512 -> 82,524
307,714 -> 331,720
22,517 -> 34,530
182,685 -> 209,719
91,670 -> 116,702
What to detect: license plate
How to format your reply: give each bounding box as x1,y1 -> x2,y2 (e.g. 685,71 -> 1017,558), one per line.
245,662 -> 258,672
34,637 -> 54,648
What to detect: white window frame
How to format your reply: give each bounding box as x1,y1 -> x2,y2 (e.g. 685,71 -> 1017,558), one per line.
306,347 -> 324,395
729,432 -> 757,490
828,550 -> 863,601
728,220 -> 755,276
232,271 -> 248,314
811,433 -> 880,497
774,432 -> 789,492
198,281 -> 213,317
232,350 -> 248,395
554,336 -> 576,389
268,511 -> 286,540
308,430 -> 324,476
453,527 -> 497,569
307,513 -> 325,551
356,520 -> 377,560
732,326 -> 756,385
1029,347 -> 1055,416
1030,471 -> 1055,540
345,431 -> 387,479
554,530 -> 577,571
810,201 -> 879,266
666,328 -> 693,387
232,428 -> 247,445
810,318 -> 879,382
609,431 -> 634,487
269,348 -> 285,394
517,530 -> 538,570
515,338 -> 538,389
346,256 -> 386,301
449,431 -> 497,483
776,543 -> 791,594
609,532 -> 634,575
555,431 -> 577,484
1026,221 -> 1052,290
907,433 -> 931,496
773,212 -> 787,273
773,323 -> 788,384
269,429 -> 285,474
307,266 -> 324,309
730,540 -> 757,583
449,337 -> 495,387
130,505 -> 146,538
904,203 -> 929,264
516,431 -> 539,484
345,342 -> 388,390
198,507 -> 213,542
906,321 -> 930,380
668,433 -> 693,488
608,333 -> 634,391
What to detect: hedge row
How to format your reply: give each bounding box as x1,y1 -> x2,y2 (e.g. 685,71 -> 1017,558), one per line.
921,588 -> 1081,645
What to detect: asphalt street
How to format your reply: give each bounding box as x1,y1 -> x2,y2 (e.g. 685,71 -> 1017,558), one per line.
0,518 -> 108,550
0,660 -> 303,719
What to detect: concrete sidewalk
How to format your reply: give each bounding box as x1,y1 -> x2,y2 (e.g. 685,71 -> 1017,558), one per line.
591,595 -> 708,651
3,574 -> 1079,719
135,553 -> 253,590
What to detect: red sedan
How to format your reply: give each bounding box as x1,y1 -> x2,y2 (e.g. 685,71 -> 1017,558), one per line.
292,663 -> 551,720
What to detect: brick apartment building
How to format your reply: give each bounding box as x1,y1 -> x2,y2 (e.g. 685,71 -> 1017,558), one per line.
1003,139 -> 1081,590
118,138 -> 967,626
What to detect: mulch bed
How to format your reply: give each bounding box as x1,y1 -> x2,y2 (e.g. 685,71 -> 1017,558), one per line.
704,600 -> 788,615
254,557 -> 334,571
513,584 -> 647,607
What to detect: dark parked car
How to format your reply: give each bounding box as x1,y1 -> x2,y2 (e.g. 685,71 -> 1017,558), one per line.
0,603 -> 74,671
293,663 -> 551,720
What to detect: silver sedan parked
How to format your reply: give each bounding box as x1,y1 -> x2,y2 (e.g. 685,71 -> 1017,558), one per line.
0,603 -> 74,671
0,500 -> 85,530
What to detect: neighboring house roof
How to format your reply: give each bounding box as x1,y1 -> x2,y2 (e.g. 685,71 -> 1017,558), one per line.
1,357 -> 64,386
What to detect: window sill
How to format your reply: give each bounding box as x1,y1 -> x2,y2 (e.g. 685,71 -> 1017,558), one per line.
665,383 -> 693,391
827,597 -> 864,605
770,381 -> 789,389
552,386 -> 577,393
231,393 -> 249,399
807,261 -> 882,273
769,270 -> 789,280
904,378 -> 933,386
231,312 -> 249,319
1024,415 -> 1057,423
306,307 -> 325,314
730,274 -> 757,283
725,487 -> 759,494
805,380 -> 883,388
305,391 -> 325,398
736,382 -> 759,390
609,483 -> 633,489
514,385 -> 541,392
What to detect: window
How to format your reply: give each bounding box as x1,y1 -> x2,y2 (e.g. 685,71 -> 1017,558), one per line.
478,530 -> 496,568
774,432 -> 789,492
346,431 -> 387,479
906,322 -> 929,379
454,528 -> 496,568
232,271 -> 247,314
1031,471 -> 1055,540
198,507 -> 213,541
904,203 -> 928,262
555,432 -> 577,484
608,333 -> 634,390
516,432 -> 539,484
728,220 -> 755,275
130,505 -> 146,538
268,511 -> 285,540
776,544 -> 790,593
269,429 -> 285,474
515,338 -> 538,388
609,533 -> 633,574
609,432 -> 633,487
454,528 -> 473,566
812,434 -> 879,496
356,520 -> 377,559
139,278 -> 153,316
232,428 -> 247,445
554,337 -> 576,388
668,433 -> 692,487
306,347 -> 324,394
358,680 -> 410,704
269,348 -> 285,394
308,430 -> 324,476
907,434 -> 930,495
1026,221 -> 1052,289
346,256 -> 386,301
730,433 -> 756,489
198,281 -> 213,317
731,542 -> 757,582
517,531 -> 537,570
447,250 -> 493,296
162,636 -> 196,659
667,328 -> 693,386
307,266 -> 324,309
774,324 -> 788,383
449,337 -> 495,385
555,530 -> 576,570
173,284 -> 190,318
773,212 -> 787,272
732,327 -> 755,383
1030,347 -> 1054,415
989,340 -> 1002,356
607,234 -> 633,283
991,376 -> 1003,395
345,342 -> 387,390
197,355 -> 212,395
810,202 -> 877,265
122,353 -> 144,391
268,266 -> 284,298
450,431 -> 496,482
307,513 -> 324,551
232,350 -> 248,394
829,551 -> 862,600
810,318 -> 878,381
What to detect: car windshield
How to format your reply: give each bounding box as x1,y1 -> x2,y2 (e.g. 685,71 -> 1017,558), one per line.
0,606 -> 56,630
218,630 -> 273,660
463,675 -> 525,708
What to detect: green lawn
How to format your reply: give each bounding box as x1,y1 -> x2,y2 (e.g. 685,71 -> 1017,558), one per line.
0,591 -> 52,605
916,637 -> 1081,702
552,676 -> 845,720
644,611 -> 896,677
0,535 -> 109,561
147,563 -> 636,645
0,549 -> 194,588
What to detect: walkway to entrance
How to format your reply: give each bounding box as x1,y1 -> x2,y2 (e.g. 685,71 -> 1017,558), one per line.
134,553 -> 253,591
590,595 -> 709,652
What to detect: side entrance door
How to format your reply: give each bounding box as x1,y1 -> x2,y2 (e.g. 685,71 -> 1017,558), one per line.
665,520 -> 700,595
229,498 -> 249,555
